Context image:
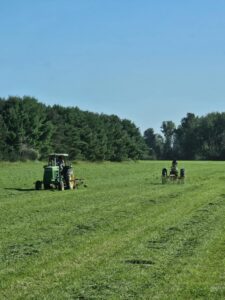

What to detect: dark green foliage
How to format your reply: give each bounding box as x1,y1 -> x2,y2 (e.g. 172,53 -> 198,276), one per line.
0,96 -> 146,161
0,96 -> 53,160
174,113 -> 200,159
144,112 -> 225,160
174,112 -> 225,160
2,96 -> 225,161
143,128 -> 164,159
161,120 -> 176,159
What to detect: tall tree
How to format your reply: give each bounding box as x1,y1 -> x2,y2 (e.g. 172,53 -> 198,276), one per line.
174,113 -> 199,159
161,121 -> 176,159
144,128 -> 163,159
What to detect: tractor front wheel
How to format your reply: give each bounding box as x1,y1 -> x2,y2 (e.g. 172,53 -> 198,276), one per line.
35,180 -> 42,190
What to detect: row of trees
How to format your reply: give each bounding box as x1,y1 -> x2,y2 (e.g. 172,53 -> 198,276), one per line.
144,112 -> 225,160
0,96 -> 147,161
0,97 -> 224,161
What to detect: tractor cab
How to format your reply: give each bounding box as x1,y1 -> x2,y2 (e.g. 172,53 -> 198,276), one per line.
48,153 -> 70,168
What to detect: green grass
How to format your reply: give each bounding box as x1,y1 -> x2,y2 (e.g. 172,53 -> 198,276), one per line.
1,161 -> 225,299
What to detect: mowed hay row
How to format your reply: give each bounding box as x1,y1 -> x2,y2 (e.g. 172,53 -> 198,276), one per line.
1,161 -> 225,299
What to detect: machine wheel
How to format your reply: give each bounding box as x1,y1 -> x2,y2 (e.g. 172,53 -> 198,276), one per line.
58,181 -> 64,191
35,180 -> 42,190
162,168 -> 167,177
161,168 -> 167,184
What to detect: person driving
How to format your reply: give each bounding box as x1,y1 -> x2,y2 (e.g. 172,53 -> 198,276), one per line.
57,156 -> 65,171
170,159 -> 178,176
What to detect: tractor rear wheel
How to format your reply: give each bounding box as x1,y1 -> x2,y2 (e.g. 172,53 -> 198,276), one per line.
44,184 -> 50,190
65,174 -> 71,189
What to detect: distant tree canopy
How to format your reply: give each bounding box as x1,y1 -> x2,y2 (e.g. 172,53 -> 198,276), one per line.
0,96 -> 147,161
144,112 -> 225,160
1,96 -> 225,161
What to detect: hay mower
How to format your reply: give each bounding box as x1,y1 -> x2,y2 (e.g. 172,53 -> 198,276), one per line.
161,160 -> 185,184
35,153 -> 84,191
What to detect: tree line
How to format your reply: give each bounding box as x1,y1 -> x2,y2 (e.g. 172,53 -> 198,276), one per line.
0,96 -> 147,161
144,112 -> 225,160
0,97 -> 224,161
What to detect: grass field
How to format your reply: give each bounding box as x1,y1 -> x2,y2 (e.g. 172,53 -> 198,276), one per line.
1,161 -> 225,299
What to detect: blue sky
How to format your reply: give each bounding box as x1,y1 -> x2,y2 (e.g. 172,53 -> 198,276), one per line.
0,0 -> 224,133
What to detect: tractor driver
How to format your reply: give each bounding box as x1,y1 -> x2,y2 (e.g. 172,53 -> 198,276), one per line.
170,159 -> 178,176
57,156 -> 65,172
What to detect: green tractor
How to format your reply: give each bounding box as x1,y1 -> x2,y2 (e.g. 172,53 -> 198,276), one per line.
35,153 -> 81,191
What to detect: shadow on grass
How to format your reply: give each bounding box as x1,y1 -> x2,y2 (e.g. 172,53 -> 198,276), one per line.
5,188 -> 37,192
5,188 -> 57,192
125,259 -> 154,265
